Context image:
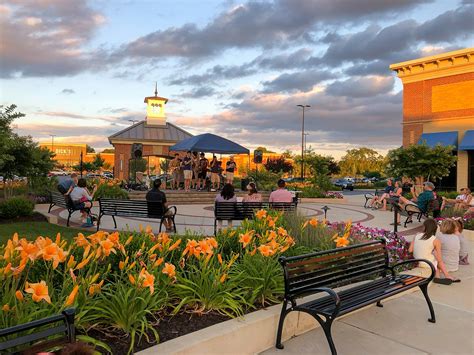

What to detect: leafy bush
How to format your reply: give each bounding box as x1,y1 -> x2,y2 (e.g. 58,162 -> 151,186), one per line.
94,183 -> 129,200
232,253 -> 283,306
440,207 -> 465,218
0,197 -> 34,218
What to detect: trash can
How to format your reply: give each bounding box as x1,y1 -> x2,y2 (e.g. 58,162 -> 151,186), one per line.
241,178 -> 250,191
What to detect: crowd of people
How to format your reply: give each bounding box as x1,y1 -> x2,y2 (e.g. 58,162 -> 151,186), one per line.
169,152 -> 237,192
410,217 -> 468,284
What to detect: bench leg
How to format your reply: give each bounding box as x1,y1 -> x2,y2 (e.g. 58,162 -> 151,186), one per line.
419,283 -> 436,323
48,203 -> 55,213
112,215 -> 117,229
67,211 -> 72,227
214,219 -> 217,236
96,213 -> 103,231
275,300 -> 288,349
376,301 -> 383,307
312,315 -> 337,355
159,219 -> 163,233
172,216 -> 177,233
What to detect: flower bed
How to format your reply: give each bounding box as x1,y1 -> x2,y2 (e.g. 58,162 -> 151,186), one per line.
0,210 -> 410,354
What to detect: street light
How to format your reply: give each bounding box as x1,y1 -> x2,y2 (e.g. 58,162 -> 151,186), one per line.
303,133 -> 309,178
297,104 -> 310,179
49,134 -> 56,152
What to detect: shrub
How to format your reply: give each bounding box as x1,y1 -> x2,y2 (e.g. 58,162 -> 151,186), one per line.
440,207 -> 465,218
0,197 -> 34,218
94,184 -> 129,200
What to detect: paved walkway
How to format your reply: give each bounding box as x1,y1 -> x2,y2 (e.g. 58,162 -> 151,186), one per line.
38,194 -> 424,236
261,236 -> 474,355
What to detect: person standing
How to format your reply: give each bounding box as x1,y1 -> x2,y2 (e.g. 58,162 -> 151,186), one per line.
192,151 -> 199,189
210,155 -> 220,192
197,153 -> 208,191
182,151 -> 193,192
169,154 -> 181,190
225,156 -> 237,185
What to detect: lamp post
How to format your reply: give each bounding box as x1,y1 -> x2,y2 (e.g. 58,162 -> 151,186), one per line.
49,134 -> 56,152
322,205 -> 330,220
297,104 -> 310,180
80,151 -> 83,178
303,133 -> 309,178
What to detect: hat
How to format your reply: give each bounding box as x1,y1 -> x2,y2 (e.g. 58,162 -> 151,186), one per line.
424,181 -> 435,189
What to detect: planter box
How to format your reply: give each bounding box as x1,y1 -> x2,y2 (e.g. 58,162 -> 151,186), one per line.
138,270 -> 426,355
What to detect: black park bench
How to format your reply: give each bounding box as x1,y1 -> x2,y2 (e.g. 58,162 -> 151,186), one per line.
214,201 -> 297,235
276,240 -> 436,354
97,198 -> 177,232
0,308 -> 75,354
48,191 -> 90,227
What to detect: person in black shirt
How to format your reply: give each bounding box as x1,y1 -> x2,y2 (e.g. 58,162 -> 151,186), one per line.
146,179 -> 173,231
197,153 -> 208,191
225,156 -> 237,185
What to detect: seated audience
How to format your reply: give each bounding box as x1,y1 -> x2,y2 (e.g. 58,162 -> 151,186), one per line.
146,179 -> 173,232
242,182 -> 262,202
409,218 -> 454,280
376,180 -> 403,210
437,219 -> 461,274
70,178 -> 97,226
398,181 -> 435,216
454,219 -> 469,265
269,179 -> 293,203
57,173 -> 78,195
442,188 -> 472,210
369,179 -> 394,208
215,183 -> 237,230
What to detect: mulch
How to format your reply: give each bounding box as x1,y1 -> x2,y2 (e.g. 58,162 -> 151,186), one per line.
0,212 -> 48,225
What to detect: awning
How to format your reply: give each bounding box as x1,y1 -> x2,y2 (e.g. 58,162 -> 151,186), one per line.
418,131 -> 458,149
169,133 -> 249,154
459,130 -> 474,150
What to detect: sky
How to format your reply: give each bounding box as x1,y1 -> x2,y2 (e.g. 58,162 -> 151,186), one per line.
1,0 -> 473,159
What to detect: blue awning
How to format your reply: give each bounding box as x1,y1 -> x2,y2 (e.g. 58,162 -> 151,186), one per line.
459,130 -> 474,151
169,133 -> 249,154
418,131 -> 458,149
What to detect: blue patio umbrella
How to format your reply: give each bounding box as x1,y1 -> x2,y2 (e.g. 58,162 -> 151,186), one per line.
169,133 -> 249,154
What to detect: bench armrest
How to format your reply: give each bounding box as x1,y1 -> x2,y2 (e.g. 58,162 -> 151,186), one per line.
290,287 -> 341,317
387,259 -> 435,281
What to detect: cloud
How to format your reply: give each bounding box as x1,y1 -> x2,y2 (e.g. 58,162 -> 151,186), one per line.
325,76 -> 395,98
61,89 -> 75,95
0,0 -> 105,78
261,70 -> 334,93
180,86 -> 217,98
113,0 -> 429,61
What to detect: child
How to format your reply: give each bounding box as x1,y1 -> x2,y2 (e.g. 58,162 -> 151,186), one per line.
437,219 -> 461,274
454,219 -> 469,265
70,178 -> 97,226
409,218 -> 454,280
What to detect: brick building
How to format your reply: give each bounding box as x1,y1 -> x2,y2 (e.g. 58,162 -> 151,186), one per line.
390,48 -> 474,190
108,88 -> 192,180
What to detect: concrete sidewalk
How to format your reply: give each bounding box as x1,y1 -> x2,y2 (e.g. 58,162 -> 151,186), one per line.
261,237 -> 474,355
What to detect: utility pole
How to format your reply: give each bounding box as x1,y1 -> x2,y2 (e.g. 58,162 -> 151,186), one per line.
296,105 -> 310,179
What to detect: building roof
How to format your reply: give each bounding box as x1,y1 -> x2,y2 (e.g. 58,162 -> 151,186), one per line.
108,121 -> 193,144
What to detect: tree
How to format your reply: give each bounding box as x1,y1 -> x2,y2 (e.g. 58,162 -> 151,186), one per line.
101,148 -> 115,153
304,153 -> 333,192
160,159 -> 170,174
86,145 -> 95,153
130,158 -> 147,180
255,146 -> 275,153
264,156 -> 293,174
385,144 -> 456,182
339,147 -> 385,176
92,154 -> 105,171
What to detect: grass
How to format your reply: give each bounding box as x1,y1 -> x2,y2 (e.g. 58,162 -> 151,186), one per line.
0,221 -> 83,245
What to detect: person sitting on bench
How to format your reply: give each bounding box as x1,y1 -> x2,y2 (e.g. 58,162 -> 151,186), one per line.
70,178 -> 97,226
398,181 -> 435,220
215,183 -> 237,230
146,179 -> 174,232
269,179 -> 293,203
369,178 -> 394,209
57,173 -> 78,195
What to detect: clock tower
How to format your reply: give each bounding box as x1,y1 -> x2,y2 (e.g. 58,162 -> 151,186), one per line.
144,82 -> 168,126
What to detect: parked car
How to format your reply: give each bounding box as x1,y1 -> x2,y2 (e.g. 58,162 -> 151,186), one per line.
102,172 -> 114,179
282,177 -> 305,183
334,179 -> 354,191
48,170 -> 67,177
86,173 -> 102,179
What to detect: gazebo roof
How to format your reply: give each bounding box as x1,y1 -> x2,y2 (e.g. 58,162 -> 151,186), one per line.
108,121 -> 192,144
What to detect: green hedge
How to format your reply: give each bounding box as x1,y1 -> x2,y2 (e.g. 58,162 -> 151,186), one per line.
0,197 -> 35,219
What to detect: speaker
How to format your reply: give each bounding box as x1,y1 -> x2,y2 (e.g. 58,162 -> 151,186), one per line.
131,143 -> 143,158
254,150 -> 263,164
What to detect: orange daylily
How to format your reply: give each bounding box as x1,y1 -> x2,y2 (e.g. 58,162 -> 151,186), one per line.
168,239 -> 182,251
219,273 -> 227,283
217,254 -> 223,265
65,285 -> 79,306
25,281 -> 51,304
309,218 -> 318,227
153,257 -> 164,268
182,239 -> 199,257
267,217 -> 276,228
2,304 -> 10,312
15,290 -> 24,301
75,253 -> 93,270
255,209 -> 267,220
129,274 -> 136,285
89,280 -> 104,296
277,227 -> 287,236
99,239 -> 116,257
239,231 -> 253,248
335,236 -> 350,248
267,230 -> 277,241
16,239 -> 39,261
139,268 -> 155,294
125,235 -> 134,246
162,263 -> 176,278
74,233 -> 90,247
159,232 -> 170,245
67,255 -> 76,269
258,245 -> 274,257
